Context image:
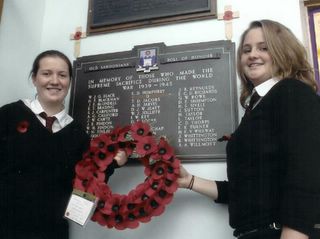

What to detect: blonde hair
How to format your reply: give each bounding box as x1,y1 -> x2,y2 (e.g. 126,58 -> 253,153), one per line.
237,20 -> 317,108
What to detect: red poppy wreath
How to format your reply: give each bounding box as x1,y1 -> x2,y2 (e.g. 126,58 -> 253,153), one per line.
73,121 -> 180,230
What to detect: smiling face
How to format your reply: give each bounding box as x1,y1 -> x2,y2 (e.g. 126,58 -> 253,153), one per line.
32,56 -> 70,108
240,27 -> 273,87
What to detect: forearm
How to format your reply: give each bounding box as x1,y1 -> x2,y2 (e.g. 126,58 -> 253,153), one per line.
178,165 -> 219,200
280,227 -> 308,239
188,175 -> 219,200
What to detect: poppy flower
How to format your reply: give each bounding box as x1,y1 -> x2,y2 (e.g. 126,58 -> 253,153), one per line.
147,161 -> 179,192
114,195 -> 141,229
147,161 -> 167,180
94,182 -> 112,200
100,194 -> 128,228
118,194 -> 135,215
118,141 -> 135,157
145,178 -> 174,205
91,210 -> 109,227
117,125 -> 131,142
217,134 -> 232,142
75,158 -> 101,179
143,184 -> 158,199
74,158 -> 105,191
137,208 -> 152,223
106,126 -> 124,142
154,188 -> 174,205
115,216 -> 139,230
94,185 -> 114,216
73,31 -> 82,40
92,143 -> 118,171
130,182 -> 150,204
135,136 -> 157,156
131,121 -> 151,140
144,200 -> 165,217
16,120 -> 29,133
90,133 -> 114,151
223,10 -> 233,21
163,178 -> 178,194
165,157 -> 180,181
151,137 -> 174,160
74,174 -> 99,194
124,219 -> 139,229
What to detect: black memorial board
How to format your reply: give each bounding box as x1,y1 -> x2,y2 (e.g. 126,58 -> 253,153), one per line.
69,41 -> 238,161
87,0 -> 217,34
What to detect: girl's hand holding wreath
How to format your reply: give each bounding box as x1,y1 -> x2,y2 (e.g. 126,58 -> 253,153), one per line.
114,150 -> 127,166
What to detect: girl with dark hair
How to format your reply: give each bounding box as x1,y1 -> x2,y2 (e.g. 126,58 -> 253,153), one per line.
0,50 -> 126,239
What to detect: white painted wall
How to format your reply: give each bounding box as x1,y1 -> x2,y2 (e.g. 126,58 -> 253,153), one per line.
0,1 -> 307,239
0,0 -> 45,105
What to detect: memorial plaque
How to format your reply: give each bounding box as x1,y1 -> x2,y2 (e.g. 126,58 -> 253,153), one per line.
88,0 -> 217,34
69,41 -> 238,161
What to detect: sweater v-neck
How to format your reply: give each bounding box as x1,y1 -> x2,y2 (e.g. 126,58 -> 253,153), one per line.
17,100 -> 75,136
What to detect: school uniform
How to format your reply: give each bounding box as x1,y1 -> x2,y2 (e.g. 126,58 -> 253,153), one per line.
215,78 -> 320,239
0,100 -> 90,239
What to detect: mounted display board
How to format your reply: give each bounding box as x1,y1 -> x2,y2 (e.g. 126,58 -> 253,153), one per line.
69,41 -> 238,161
0,0 -> 3,22
87,0 -> 217,34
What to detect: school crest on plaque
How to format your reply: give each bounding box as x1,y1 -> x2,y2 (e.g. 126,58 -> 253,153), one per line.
136,48 -> 159,73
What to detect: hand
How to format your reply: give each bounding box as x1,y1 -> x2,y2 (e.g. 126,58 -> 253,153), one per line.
280,227 -> 308,239
114,150 -> 127,166
177,165 -> 193,189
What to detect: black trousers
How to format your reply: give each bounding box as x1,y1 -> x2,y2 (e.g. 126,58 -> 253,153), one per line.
237,227 -> 319,239
236,229 -> 281,239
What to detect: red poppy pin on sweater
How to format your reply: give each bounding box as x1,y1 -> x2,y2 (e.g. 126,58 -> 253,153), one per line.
16,120 -> 30,133
73,121 -> 180,230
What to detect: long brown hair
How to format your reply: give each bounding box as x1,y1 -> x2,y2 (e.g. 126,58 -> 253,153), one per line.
237,20 -> 317,108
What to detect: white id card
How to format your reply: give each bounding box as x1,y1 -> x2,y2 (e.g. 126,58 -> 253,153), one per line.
64,189 -> 97,226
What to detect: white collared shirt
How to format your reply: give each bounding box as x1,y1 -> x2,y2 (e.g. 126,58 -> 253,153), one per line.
249,78 -> 279,109
22,99 -> 73,133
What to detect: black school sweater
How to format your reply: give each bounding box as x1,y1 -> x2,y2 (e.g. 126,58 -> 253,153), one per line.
216,79 -> 320,236
0,100 -> 90,239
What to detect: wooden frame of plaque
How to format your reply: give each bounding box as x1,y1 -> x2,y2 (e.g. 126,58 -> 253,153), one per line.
304,0 -> 320,90
0,0 -> 3,22
87,0 -> 217,35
